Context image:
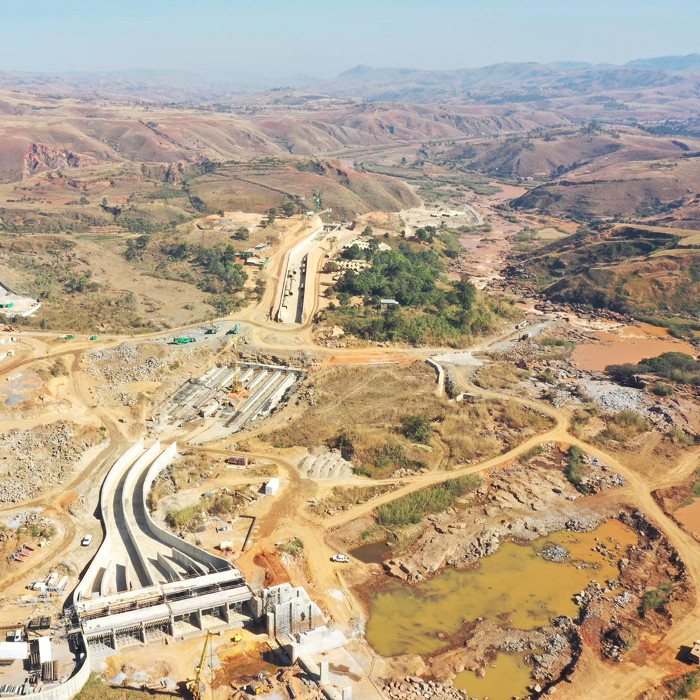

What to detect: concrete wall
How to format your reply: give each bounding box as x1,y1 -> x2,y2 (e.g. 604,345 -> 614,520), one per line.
5,643 -> 92,700
141,442 -> 233,572
120,440 -> 163,587
426,359 -> 445,397
74,440 -> 145,602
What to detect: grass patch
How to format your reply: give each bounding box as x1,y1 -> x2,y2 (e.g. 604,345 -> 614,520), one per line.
17,521 -> 57,539
667,670 -> 700,699
640,580 -> 672,615
598,410 -> 650,443
165,492 -> 245,532
473,362 -> 526,390
278,537 -> 305,558
652,382 -> 674,397
535,336 -> 575,360
400,415 -> 432,444
564,445 -> 588,494
570,407 -> 597,438
75,674 -> 154,699
376,475 -> 482,527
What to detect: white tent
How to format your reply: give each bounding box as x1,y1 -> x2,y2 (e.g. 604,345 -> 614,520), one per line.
0,642 -> 28,660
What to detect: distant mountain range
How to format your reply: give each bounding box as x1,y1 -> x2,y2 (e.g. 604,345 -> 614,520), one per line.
625,53 -> 700,72
311,55 -> 700,102
0,54 -> 698,105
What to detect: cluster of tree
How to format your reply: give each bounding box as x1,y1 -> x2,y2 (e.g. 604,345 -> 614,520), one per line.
162,241 -> 247,294
325,241 -> 504,344
606,352 -> 700,387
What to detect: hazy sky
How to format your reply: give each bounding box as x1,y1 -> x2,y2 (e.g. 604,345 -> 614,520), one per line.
0,0 -> 698,78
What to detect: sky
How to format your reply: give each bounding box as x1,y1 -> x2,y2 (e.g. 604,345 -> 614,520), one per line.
0,0 -> 698,79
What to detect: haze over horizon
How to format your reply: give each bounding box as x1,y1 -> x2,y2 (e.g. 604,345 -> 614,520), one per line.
1,0 -> 698,80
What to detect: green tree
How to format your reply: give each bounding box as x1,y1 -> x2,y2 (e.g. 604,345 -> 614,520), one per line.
400,415 -> 432,444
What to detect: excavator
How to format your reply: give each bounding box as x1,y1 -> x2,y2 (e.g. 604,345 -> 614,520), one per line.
186,630 -> 212,700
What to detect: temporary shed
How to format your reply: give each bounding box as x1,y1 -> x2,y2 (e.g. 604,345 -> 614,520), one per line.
38,637 -> 52,664
0,642 -> 29,660
264,478 -> 280,495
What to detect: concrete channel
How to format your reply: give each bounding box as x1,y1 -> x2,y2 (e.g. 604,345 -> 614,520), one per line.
71,441 -> 253,657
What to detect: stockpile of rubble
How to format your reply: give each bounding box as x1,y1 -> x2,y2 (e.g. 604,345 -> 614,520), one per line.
84,343 -> 167,384
0,421 -> 97,504
381,678 -> 468,700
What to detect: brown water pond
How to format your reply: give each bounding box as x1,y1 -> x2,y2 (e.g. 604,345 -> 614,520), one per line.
454,652 -> 531,700
366,520 -> 636,658
350,541 -> 393,564
572,323 -> 695,372
675,499 -> 700,534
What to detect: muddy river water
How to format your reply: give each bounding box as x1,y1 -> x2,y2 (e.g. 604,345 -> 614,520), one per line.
366,521 -> 637,699
675,498 -> 700,534
571,323 -> 695,372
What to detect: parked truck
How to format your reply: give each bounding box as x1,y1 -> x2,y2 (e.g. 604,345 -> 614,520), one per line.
173,337 -> 196,344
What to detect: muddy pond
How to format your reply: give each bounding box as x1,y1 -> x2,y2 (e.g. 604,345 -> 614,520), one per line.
366,519 -> 636,699
571,323 -> 695,372
675,498 -> 700,534
454,653 -> 532,700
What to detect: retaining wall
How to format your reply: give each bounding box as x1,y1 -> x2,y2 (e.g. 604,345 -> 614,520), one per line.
120,440 -> 163,587
73,440 -> 145,602
141,442 -> 232,572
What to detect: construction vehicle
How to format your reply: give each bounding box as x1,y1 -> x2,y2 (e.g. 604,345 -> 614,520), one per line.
173,336 -> 196,344
64,334 -> 75,340
0,302 -> 14,309
186,630 -> 212,700
90,335 -> 98,341
231,632 -> 242,642
205,324 -> 222,335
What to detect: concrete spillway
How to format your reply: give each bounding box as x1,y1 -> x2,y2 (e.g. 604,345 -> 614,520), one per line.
72,441 -> 253,655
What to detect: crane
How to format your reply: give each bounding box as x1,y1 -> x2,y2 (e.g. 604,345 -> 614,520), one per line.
186,630 -> 213,700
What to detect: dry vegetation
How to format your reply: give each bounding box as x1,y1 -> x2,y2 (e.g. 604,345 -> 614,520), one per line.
437,400 -> 553,464
473,361 -> 528,390
262,362 -> 553,476
309,484 -> 397,516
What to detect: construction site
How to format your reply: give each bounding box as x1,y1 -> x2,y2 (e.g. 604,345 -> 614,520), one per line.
3,142 -> 700,700
161,361 -> 302,434
0,437 -> 355,699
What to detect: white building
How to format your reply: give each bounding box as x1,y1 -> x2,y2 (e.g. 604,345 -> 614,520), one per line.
264,478 -> 280,495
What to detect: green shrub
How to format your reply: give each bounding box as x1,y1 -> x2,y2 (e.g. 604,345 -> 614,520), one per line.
668,670 -> 700,699
652,382 -> 674,396
377,476 -> 481,527
640,581 -> 672,615
400,415 -> 432,444
166,504 -> 202,531
278,537 -> 304,558
564,445 -> 588,493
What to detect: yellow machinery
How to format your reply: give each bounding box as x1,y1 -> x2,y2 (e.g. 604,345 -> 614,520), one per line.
186,630 -> 213,700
